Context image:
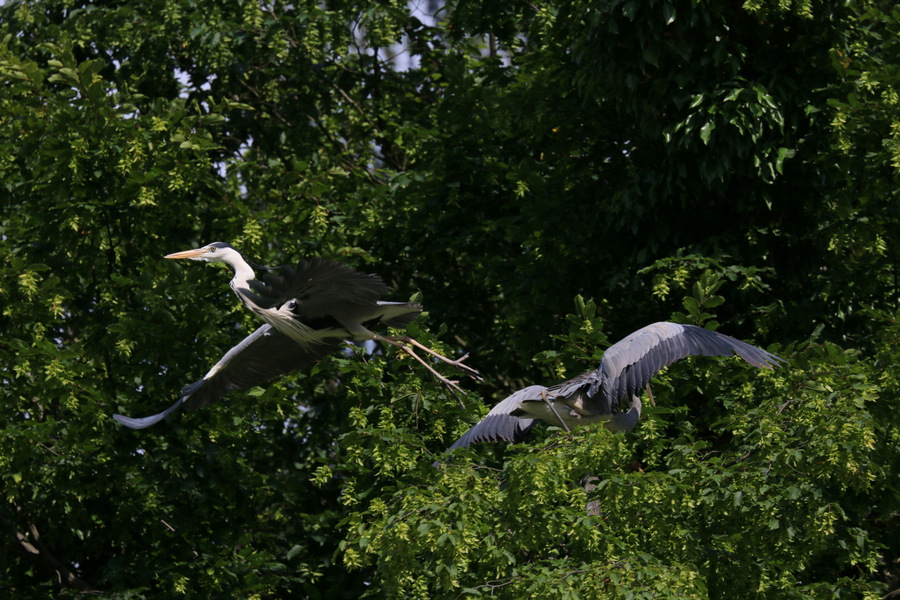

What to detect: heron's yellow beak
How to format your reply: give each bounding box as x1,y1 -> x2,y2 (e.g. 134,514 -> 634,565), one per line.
164,247 -> 209,260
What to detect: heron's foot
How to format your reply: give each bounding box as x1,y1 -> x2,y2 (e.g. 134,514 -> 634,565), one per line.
541,390 -> 572,433
644,384 -> 656,407
389,336 -> 482,381
374,335 -> 480,406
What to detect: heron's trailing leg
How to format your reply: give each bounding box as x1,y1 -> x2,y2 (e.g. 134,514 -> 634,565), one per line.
541,390 -> 572,433
645,384 -> 656,407
377,335 -> 481,379
373,334 -> 480,403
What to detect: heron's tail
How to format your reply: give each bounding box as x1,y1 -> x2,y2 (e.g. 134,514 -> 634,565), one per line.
376,301 -> 423,328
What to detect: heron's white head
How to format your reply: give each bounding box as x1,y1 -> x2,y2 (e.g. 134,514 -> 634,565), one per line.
165,242 -> 257,288
164,242 -> 242,265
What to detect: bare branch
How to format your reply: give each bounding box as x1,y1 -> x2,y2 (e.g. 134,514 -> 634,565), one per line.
0,507 -> 98,593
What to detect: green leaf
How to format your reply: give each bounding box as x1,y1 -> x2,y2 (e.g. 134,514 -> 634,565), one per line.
699,121 -> 715,144
662,3 -> 676,25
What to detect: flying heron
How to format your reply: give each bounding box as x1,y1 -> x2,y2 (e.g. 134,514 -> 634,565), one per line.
443,322 -> 784,452
113,242 -> 478,429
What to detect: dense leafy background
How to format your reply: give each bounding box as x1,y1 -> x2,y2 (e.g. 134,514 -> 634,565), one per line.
2,0 -> 899,597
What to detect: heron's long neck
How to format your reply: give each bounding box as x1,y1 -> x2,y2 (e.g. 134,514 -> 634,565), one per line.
605,395 -> 641,432
225,255 -> 257,291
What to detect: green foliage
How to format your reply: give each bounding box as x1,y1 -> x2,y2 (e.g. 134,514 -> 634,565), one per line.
1,0 -> 899,597
341,300 -> 892,599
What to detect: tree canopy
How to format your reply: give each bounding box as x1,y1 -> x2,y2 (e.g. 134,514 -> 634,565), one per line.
1,0 -> 899,597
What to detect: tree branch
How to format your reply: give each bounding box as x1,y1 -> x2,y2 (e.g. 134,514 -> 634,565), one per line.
0,507 -> 98,593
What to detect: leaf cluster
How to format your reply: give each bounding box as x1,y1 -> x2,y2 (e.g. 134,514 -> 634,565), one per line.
2,0 -> 900,598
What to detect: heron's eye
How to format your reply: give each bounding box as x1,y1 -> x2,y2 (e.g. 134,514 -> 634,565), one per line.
208,246 -> 217,253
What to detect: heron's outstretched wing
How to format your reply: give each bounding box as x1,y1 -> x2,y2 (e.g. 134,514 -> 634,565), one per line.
446,386 -> 547,450
440,323 -> 784,454
593,322 -> 785,412
245,258 -> 389,314
246,259 -> 422,337
112,324 -> 342,429
111,394 -> 186,429
542,370 -> 597,398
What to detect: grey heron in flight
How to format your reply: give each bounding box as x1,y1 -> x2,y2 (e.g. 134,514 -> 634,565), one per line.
444,322 -> 784,452
113,242 -> 478,429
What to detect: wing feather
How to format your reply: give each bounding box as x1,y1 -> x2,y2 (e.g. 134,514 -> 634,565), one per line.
441,322 -> 784,452
246,258 -> 390,316
596,322 -> 784,410
113,324 -> 342,429
446,386 -> 546,450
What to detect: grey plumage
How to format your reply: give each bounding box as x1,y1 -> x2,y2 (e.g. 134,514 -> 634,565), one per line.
444,322 -> 784,451
113,243 -> 422,429
447,386 -> 546,451
111,324 -> 341,429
